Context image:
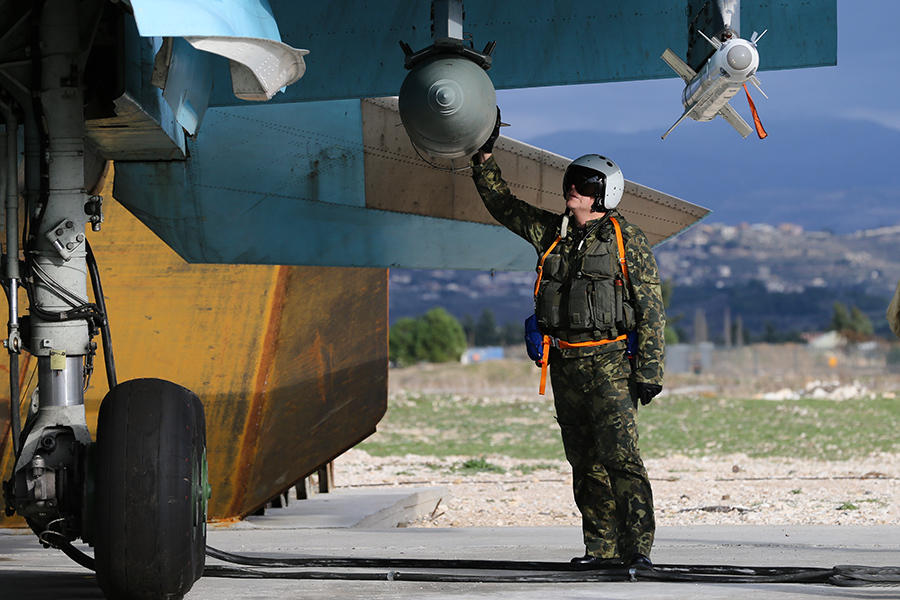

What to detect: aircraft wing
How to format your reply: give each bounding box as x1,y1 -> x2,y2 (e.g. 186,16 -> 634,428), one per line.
718,102 -> 754,138
92,0 -> 833,271
113,97 -> 706,271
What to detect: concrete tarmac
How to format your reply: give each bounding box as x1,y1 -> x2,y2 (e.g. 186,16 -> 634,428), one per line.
1,487 -> 898,599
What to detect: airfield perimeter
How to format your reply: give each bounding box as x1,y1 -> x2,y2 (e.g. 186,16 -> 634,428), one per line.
2,349 -> 897,598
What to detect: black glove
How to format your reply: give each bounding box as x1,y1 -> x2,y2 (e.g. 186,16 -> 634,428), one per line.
635,382 -> 662,406
478,107 -> 502,154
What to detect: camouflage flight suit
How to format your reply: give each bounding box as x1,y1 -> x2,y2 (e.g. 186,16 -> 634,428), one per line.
888,281 -> 900,339
471,156 -> 665,560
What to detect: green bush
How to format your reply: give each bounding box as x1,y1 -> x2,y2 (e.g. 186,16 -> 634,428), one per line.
389,308 -> 467,366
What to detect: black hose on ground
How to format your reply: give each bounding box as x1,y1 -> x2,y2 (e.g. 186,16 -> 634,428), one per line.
203,546 -> 900,586
41,542 -> 900,587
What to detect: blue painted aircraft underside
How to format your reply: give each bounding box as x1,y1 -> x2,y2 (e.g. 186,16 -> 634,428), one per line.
114,101 -> 534,270
108,0 -> 837,270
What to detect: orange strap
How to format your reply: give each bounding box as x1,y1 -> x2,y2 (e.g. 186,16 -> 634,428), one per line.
534,236 -> 561,296
538,333 -> 628,395
533,220 -> 631,395
743,83 -> 768,139
609,217 -> 629,285
539,336 -> 551,394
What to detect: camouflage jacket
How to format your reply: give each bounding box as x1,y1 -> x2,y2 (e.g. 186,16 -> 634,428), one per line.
889,281 -> 900,339
472,156 -> 665,385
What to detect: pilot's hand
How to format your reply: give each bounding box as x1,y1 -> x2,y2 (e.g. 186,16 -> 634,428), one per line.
635,382 -> 662,406
479,107 -> 502,154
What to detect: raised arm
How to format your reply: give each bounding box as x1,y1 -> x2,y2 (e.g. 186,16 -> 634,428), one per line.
471,155 -> 558,252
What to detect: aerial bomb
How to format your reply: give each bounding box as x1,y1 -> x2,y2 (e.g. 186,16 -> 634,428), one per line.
398,54 -> 497,159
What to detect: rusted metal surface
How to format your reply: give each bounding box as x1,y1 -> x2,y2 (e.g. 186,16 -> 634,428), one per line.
0,165 -> 388,525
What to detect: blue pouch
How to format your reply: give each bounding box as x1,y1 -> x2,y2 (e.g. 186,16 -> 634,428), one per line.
626,330 -> 638,359
524,314 -> 544,362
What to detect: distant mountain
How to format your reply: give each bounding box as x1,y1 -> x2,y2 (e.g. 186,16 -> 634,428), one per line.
526,117 -> 900,233
390,222 -> 900,339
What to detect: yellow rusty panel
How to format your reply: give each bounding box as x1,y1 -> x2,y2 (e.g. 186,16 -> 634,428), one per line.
237,267 -> 388,515
1,163 -> 388,525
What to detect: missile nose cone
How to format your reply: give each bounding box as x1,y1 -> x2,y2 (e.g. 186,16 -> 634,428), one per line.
726,45 -> 753,71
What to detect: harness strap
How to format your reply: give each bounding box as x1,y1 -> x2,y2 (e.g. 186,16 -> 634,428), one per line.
533,217 -> 631,396
609,216 -> 629,285
533,236 -> 561,296
539,333 -> 628,394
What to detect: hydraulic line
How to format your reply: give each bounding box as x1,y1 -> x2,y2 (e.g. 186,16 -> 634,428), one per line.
0,97 -> 22,456
85,239 -> 116,389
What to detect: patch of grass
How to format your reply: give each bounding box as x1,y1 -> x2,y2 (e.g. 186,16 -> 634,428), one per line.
516,463 -> 559,474
857,497 -> 887,507
641,396 -> 899,460
790,489 -> 802,495
454,457 -> 505,474
358,393 -> 562,459
837,502 -> 859,511
358,389 -> 899,461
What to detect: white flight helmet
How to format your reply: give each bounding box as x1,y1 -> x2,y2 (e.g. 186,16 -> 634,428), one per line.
563,154 -> 625,212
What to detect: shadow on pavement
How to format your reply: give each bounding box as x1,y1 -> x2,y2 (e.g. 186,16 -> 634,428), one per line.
0,570 -> 103,599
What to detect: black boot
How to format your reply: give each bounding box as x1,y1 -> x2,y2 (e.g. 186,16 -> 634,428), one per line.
570,554 -> 623,570
628,553 -> 653,569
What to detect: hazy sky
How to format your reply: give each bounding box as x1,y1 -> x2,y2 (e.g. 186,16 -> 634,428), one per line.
493,0 -> 899,231
497,0 -> 898,138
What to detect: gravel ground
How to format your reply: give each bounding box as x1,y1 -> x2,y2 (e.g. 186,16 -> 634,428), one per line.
334,449 -> 899,528
360,354 -> 899,530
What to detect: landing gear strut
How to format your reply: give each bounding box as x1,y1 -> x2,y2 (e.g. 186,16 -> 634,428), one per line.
1,2 -> 207,598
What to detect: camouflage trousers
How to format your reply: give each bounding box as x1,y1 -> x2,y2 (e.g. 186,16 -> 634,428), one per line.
549,347 -> 655,559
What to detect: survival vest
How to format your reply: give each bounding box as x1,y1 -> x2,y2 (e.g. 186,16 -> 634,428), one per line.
533,215 -> 636,394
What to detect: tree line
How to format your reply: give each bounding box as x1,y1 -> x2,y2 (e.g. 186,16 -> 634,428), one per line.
390,290 -> 881,366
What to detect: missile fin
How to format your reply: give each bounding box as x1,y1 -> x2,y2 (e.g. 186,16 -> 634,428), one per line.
697,30 -> 722,50
661,48 -> 696,82
750,29 -> 768,45
717,103 -> 752,138
749,75 -> 768,99
661,109 -> 693,140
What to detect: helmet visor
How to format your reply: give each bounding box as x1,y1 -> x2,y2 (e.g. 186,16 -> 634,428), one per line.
563,165 -> 606,198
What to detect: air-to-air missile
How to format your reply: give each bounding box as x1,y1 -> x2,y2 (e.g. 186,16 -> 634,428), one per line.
661,30 -> 768,139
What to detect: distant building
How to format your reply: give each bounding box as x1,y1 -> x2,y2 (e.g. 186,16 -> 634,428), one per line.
461,346 -> 504,364
804,331 -> 845,350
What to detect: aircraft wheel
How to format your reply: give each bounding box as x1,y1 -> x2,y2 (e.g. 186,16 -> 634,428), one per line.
94,378 -> 208,599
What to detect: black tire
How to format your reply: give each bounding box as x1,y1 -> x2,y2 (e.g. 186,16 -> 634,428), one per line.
94,378 -> 207,600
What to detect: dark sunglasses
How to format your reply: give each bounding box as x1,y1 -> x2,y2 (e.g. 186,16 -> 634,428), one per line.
563,166 -> 605,198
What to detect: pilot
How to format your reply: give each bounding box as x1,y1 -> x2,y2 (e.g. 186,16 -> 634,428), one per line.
470,112 -> 665,570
